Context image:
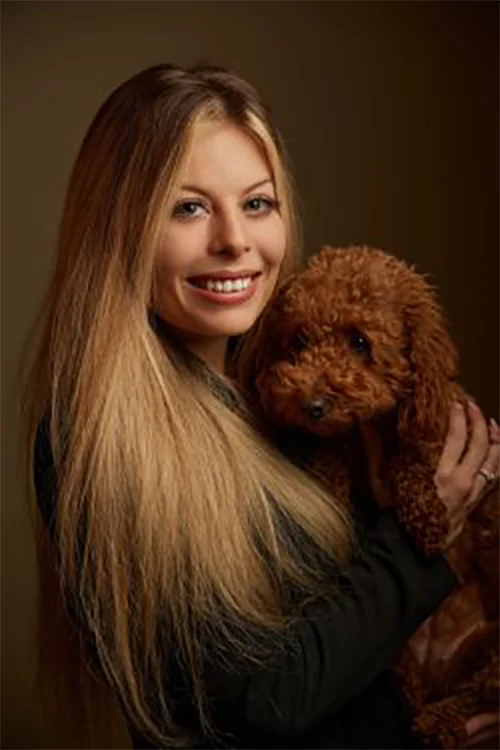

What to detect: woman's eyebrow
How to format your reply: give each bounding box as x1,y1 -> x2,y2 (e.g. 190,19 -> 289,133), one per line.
180,178 -> 273,199
241,178 -> 273,195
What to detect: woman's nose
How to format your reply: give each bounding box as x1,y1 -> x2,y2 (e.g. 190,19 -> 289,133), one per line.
209,211 -> 250,257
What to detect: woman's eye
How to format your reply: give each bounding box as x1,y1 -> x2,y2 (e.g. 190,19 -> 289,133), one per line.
245,196 -> 279,215
172,200 -> 206,219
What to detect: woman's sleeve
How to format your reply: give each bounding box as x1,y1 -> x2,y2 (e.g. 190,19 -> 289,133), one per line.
203,511 -> 457,743
33,422 -> 456,744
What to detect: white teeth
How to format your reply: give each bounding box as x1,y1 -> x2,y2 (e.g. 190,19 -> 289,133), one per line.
196,276 -> 253,293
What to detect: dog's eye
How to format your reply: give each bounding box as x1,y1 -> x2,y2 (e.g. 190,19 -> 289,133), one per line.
348,329 -> 371,355
289,332 -> 309,354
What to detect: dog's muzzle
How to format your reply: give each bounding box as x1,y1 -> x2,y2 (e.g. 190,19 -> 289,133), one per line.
303,397 -> 330,421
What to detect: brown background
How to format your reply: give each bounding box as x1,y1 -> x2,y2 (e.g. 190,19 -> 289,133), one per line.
2,1 -> 498,748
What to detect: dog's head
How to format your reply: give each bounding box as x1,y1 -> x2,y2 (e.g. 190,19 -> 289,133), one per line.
253,246 -> 458,441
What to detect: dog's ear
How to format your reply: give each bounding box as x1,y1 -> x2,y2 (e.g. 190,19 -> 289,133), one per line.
275,273 -> 298,297
398,278 -> 459,442
233,274 -> 298,397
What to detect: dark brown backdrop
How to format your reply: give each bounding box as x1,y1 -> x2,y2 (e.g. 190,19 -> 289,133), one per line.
2,2 -> 498,747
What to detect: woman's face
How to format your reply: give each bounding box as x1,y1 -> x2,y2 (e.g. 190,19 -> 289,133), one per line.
153,121 -> 287,361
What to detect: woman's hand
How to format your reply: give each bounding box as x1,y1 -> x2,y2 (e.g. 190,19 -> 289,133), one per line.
360,401 -> 499,525
434,402 -> 499,547
463,711 -> 500,748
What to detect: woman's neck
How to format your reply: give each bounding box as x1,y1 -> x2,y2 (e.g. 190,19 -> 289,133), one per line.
149,313 -> 231,378
182,336 -> 229,377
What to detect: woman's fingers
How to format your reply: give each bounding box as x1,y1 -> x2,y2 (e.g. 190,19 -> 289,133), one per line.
468,424 -> 500,507
458,402 -> 490,477
463,711 -> 500,748
489,418 -> 500,446
434,401 -> 498,546
435,403 -> 468,480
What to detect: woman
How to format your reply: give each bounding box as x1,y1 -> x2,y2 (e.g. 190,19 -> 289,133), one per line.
23,64 -> 499,749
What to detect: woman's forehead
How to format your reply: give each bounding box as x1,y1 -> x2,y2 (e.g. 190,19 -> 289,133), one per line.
177,120 -> 274,190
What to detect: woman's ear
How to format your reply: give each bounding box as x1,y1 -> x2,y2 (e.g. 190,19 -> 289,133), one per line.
397,278 -> 459,443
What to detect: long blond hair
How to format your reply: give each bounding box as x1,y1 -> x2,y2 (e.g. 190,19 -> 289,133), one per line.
21,64 -> 353,748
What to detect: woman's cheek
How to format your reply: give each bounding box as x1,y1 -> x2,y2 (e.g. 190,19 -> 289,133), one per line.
260,224 -> 287,267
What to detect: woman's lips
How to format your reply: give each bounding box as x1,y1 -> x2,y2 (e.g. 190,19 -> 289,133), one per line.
185,275 -> 260,305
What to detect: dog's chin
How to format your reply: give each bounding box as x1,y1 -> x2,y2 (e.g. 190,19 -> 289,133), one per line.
305,420 -> 353,437
309,412 -> 357,437
277,403 -> 394,436
272,407 -> 356,436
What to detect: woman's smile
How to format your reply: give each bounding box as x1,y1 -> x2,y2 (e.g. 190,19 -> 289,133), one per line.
185,270 -> 262,304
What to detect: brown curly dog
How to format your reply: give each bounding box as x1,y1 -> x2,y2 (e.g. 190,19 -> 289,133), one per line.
246,246 -> 499,749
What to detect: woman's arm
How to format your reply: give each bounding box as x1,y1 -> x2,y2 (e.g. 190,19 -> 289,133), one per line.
204,402 -> 498,745
33,412 -> 494,747
203,511 -> 456,742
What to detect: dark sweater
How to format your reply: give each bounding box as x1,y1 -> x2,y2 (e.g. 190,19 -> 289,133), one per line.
34,370 -> 457,750
125,511 -> 454,750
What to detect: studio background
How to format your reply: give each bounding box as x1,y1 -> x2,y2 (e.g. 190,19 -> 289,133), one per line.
2,1 -> 498,748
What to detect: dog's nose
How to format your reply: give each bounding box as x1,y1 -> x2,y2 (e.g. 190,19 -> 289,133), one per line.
304,397 -> 329,421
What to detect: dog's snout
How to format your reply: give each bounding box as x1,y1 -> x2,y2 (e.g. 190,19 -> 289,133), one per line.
304,397 -> 329,421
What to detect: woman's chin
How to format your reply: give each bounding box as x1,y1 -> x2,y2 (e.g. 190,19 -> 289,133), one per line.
191,306 -> 263,338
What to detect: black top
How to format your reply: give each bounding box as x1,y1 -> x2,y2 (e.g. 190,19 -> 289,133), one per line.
34,364 -> 457,749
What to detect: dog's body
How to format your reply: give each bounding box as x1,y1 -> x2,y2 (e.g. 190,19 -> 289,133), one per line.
249,246 -> 499,748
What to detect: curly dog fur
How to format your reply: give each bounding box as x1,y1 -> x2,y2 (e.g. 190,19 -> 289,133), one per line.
248,246 -> 499,748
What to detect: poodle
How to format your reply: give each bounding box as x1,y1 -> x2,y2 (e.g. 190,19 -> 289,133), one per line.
246,245 -> 499,749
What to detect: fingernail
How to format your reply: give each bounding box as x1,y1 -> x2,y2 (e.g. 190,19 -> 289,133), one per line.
453,402 -> 463,411
490,418 -> 499,430
468,400 -> 480,412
